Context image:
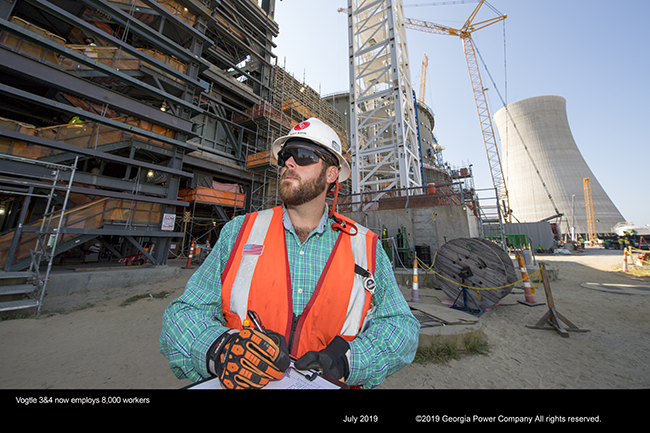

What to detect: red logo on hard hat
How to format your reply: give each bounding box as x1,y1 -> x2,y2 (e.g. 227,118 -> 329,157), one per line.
294,121 -> 310,131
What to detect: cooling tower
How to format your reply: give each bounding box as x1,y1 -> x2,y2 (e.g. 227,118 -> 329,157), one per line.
493,95 -> 624,235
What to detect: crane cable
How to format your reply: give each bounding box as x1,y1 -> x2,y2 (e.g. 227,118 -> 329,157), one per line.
472,24 -> 562,220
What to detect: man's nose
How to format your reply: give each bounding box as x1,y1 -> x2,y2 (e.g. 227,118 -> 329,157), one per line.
284,156 -> 297,169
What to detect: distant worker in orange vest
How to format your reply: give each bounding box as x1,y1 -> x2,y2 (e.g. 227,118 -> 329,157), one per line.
160,118 -> 419,389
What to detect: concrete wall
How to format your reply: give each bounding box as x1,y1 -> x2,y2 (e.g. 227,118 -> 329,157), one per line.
45,265 -> 180,297
343,204 -> 480,263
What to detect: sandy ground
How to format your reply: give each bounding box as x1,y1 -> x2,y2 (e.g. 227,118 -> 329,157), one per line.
1,247 -> 648,395
383,248 -> 650,390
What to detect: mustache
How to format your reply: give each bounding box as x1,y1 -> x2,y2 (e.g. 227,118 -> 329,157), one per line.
280,169 -> 300,181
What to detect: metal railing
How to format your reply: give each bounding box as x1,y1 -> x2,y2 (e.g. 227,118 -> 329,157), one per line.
335,181 -> 474,213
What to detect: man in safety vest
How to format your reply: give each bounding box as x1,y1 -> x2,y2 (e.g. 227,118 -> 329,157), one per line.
160,118 -> 420,389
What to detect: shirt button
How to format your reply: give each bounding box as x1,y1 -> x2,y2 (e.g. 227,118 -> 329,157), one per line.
297,288 -> 303,294
299,250 -> 305,255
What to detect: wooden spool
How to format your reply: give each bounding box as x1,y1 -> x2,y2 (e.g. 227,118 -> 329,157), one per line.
434,238 -> 517,311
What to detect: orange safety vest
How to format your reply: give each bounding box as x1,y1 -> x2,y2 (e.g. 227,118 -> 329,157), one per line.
220,206 -> 378,358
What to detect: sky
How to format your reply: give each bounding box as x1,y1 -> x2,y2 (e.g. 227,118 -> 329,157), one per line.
270,0 -> 649,229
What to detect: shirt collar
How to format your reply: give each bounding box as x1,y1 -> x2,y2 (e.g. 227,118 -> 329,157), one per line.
282,204 -> 331,236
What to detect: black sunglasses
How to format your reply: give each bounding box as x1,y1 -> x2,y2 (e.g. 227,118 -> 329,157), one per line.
277,146 -> 335,168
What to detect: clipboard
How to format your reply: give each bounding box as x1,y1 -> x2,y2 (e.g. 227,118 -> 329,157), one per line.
185,362 -> 348,390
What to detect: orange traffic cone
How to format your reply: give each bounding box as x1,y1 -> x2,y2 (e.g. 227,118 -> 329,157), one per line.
517,250 -> 544,307
183,240 -> 195,269
194,244 -> 201,265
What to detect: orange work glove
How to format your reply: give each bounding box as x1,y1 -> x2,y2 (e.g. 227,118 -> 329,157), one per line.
207,328 -> 290,389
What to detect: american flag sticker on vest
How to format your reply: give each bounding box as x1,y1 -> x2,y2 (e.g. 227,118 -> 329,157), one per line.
242,244 -> 265,256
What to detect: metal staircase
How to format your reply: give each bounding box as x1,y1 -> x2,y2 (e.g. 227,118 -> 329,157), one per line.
0,271 -> 40,314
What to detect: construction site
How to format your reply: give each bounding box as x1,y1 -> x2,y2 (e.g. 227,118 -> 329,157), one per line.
0,0 -> 645,322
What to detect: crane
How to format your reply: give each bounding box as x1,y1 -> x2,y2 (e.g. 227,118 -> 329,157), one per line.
404,0 -> 511,222
417,53 -> 445,165
583,177 -> 597,244
419,54 -> 428,103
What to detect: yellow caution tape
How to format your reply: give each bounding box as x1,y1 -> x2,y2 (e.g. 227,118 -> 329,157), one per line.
416,256 -> 543,292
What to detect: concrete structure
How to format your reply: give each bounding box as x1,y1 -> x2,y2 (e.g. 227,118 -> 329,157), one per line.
415,100 -> 440,167
494,95 -> 624,236
344,203 -> 481,267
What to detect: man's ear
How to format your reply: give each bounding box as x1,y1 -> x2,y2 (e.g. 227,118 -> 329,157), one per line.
327,165 -> 339,184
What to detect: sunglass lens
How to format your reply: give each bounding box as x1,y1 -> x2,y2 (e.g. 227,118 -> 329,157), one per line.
294,148 -> 320,165
278,147 -> 320,167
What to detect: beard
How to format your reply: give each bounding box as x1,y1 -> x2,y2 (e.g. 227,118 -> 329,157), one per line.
279,164 -> 329,206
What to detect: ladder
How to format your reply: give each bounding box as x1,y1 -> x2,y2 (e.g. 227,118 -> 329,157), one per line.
476,187 -> 506,250
0,156 -> 78,316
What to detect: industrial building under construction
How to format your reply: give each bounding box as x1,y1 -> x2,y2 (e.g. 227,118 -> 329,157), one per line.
0,0 -> 631,317
0,0 -> 484,315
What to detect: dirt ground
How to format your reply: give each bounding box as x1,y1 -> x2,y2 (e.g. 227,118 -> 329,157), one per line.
1,247 -> 648,396
382,248 -> 650,390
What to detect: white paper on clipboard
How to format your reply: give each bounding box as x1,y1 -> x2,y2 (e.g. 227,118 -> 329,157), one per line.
189,362 -> 341,390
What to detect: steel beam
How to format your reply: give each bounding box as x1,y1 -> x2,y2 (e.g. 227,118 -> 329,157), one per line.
0,82 -> 196,151
25,0 -> 211,73
21,225 -> 181,238
0,17 -> 203,120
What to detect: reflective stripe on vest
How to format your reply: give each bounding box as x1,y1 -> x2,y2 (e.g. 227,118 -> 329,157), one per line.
221,206 -> 377,356
228,208 -> 274,325
338,218 -> 375,336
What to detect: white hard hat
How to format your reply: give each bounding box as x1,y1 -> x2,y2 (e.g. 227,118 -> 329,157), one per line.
272,118 -> 350,182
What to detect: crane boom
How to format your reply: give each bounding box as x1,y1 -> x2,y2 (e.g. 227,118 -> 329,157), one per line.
419,54 -> 428,103
462,34 -> 509,222
584,177 -> 597,244
404,0 -> 511,222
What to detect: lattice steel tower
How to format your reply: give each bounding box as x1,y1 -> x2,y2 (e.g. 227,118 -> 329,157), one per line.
346,0 -> 422,207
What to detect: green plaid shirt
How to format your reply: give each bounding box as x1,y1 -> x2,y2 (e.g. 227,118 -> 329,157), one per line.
160,206 -> 419,389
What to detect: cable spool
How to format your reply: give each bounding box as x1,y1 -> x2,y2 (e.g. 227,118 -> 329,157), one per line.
434,238 -> 517,310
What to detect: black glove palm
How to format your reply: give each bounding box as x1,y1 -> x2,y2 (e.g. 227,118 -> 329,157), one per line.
294,336 -> 350,381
